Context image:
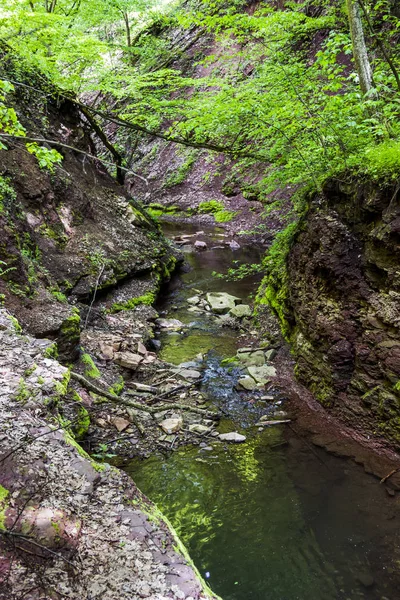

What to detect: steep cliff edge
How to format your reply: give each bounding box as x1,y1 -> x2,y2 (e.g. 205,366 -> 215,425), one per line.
0,51 -> 176,358
285,178 -> 400,446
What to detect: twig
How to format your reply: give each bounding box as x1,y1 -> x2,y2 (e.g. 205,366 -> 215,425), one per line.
380,467 -> 400,484
147,383 -> 191,405
3,531 -> 78,571
83,263 -> 105,330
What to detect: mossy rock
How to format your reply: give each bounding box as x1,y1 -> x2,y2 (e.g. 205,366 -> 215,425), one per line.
57,308 -> 81,361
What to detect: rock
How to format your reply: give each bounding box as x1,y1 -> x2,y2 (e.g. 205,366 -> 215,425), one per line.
237,350 -> 265,367
114,352 -> 143,369
194,240 -> 207,250
228,240 -> 241,250
159,417 -> 183,434
179,369 -> 202,380
247,364 -> 277,384
273,410 -> 288,418
150,339 -> 161,351
187,306 -> 203,313
155,318 -> 185,330
355,571 -> 375,588
177,361 -> 198,369
264,349 -> 277,361
189,424 -> 212,435
137,341 -> 147,356
219,432 -> 246,443
237,376 -> 257,391
187,295 -> 201,305
142,353 -> 157,364
99,343 -> 114,361
112,417 -> 130,432
229,304 -> 252,318
206,292 -> 240,314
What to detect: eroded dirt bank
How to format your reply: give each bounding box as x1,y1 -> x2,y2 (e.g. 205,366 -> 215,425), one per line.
283,178 -> 400,448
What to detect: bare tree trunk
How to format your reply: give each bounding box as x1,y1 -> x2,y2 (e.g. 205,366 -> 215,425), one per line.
346,0 -> 375,96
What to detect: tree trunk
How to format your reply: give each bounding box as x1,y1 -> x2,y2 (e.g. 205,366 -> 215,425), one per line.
346,0 -> 374,96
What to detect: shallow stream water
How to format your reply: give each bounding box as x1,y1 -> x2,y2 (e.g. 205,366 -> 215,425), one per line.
125,226 -> 400,600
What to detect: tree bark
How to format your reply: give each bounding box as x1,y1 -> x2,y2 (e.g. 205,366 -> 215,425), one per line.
346,0 -> 375,96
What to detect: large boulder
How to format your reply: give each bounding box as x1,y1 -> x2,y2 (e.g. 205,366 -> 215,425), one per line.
247,364 -> 277,384
206,292 -> 240,314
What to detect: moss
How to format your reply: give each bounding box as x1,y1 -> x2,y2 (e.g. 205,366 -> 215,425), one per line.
214,209 -> 236,223
110,290 -> 157,314
7,314 -> 22,333
164,150 -> 198,188
198,200 -> 224,214
63,429 -> 92,459
55,369 -> 71,397
0,485 -> 9,531
108,376 -> 125,396
73,403 -> 90,440
15,377 -> 31,403
48,286 -> 68,303
24,363 -> 38,377
38,223 -> 68,248
43,342 -> 58,359
81,352 -> 101,379
60,309 -> 81,341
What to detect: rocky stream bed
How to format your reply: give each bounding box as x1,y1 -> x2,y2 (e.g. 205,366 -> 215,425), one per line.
2,223 -> 400,600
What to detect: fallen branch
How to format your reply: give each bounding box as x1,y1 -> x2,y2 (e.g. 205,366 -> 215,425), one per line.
147,383 -> 191,405
70,371 -> 143,399
380,467 -> 400,485
3,531 -> 78,572
71,372 -> 219,419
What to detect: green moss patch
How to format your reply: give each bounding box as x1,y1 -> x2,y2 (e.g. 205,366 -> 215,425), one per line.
0,485 -> 9,531
110,290 -> 157,313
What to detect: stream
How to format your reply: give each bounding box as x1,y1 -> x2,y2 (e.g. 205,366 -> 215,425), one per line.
124,225 -> 400,600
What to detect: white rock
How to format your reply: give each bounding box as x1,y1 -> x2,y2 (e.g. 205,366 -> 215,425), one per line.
194,240 -> 207,250
247,364 -> 277,384
219,432 -> 246,443
159,417 -> 183,434
114,352 -> 143,369
155,318 -> 185,330
206,292 -> 240,314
